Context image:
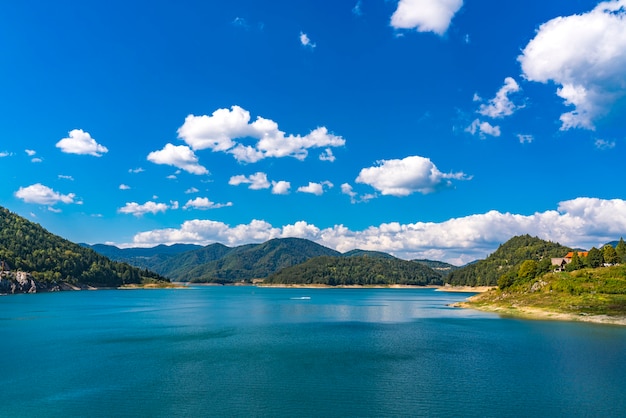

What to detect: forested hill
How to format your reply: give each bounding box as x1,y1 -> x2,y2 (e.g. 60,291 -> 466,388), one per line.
0,206 -> 168,292
264,255 -> 444,286
446,235 -> 572,286
168,238 -> 342,283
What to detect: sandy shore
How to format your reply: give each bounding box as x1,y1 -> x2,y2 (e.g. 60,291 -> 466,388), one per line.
434,285 -> 495,293
257,284 -> 443,289
454,299 -> 626,326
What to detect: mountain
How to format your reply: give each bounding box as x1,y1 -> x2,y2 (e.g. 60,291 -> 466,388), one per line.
0,206 -> 168,293
342,249 -> 397,259
88,238 -> 456,284
264,255 -> 443,286
80,243 -> 203,270
445,235 -> 572,286
160,238 -> 341,283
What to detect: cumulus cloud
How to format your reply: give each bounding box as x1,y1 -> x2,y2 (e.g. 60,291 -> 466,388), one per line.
519,0 -> 626,130
25,149 -> 36,156
0,151 -> 13,158
129,167 -> 145,174
147,143 -> 208,175
123,197 -> 626,265
56,129 -> 108,157
119,184 -> 131,190
118,201 -> 173,216
297,181 -> 333,196
15,183 -> 76,205
228,172 -> 271,190
176,106 -> 345,163
478,77 -> 522,118
299,32 -> 316,48
183,197 -> 233,210
391,0 -> 463,35
355,156 -> 469,196
465,119 -> 501,138
185,187 -> 199,194
272,181 -> 291,195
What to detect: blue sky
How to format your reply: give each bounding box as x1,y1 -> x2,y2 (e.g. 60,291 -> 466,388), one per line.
1,0 -> 625,264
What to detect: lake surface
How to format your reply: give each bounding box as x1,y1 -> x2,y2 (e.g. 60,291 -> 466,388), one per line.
1,287 -> 625,417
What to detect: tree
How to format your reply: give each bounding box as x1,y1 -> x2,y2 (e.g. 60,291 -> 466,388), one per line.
603,245 -> 619,265
566,251 -> 583,272
586,247 -> 603,268
616,237 -> 626,263
518,259 -> 538,281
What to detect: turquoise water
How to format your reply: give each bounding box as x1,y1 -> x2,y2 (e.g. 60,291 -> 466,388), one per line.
1,287 -> 625,417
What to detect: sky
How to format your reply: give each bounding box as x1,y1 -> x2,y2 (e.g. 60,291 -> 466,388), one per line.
1,0 -> 626,265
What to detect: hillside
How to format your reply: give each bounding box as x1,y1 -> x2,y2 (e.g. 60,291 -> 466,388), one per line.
459,265 -> 626,324
0,206 -> 169,293
413,259 -> 459,274
263,255 -> 443,286
168,238 -> 341,283
446,235 -> 572,286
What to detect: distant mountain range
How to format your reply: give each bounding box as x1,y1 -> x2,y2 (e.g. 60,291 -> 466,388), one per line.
82,239 -> 459,284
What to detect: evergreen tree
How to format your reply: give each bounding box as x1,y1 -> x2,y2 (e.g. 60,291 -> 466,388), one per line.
616,237 -> 626,263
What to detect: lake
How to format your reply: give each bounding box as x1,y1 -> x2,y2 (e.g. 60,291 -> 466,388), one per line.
1,287 -> 625,417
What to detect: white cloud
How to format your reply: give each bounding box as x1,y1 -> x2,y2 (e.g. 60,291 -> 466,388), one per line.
15,183 -> 76,205
300,32 -> 316,48
129,167 -> 145,174
183,197 -> 233,210
31,157 -> 43,163
123,197 -> 626,265
147,143 -> 209,175
595,139 -> 616,150
56,129 -> 108,157
319,148 -> 336,162
390,0 -> 463,35
478,77 -> 522,118
465,119 -> 501,138
519,0 -> 626,130
119,184 -> 131,190
25,149 -> 36,156
176,106 -> 345,163
118,201 -> 172,217
271,181 -> 291,195
341,183 -> 358,203
297,181 -> 333,196
0,151 -> 12,158
228,172 -> 271,190
185,187 -> 200,194
355,155 -> 469,196
517,134 -> 534,144
58,175 -> 74,181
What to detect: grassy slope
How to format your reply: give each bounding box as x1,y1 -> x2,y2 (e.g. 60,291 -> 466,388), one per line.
462,265 -> 626,320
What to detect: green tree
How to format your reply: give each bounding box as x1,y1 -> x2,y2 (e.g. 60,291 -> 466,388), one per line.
586,247 -> 603,268
518,259 -> 538,281
603,245 -> 619,265
616,237 -> 626,263
565,251 -> 583,272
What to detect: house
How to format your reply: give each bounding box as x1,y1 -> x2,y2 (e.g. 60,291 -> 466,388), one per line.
551,252 -> 589,272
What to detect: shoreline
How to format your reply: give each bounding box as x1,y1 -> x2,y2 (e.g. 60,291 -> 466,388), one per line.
454,298 -> 626,326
